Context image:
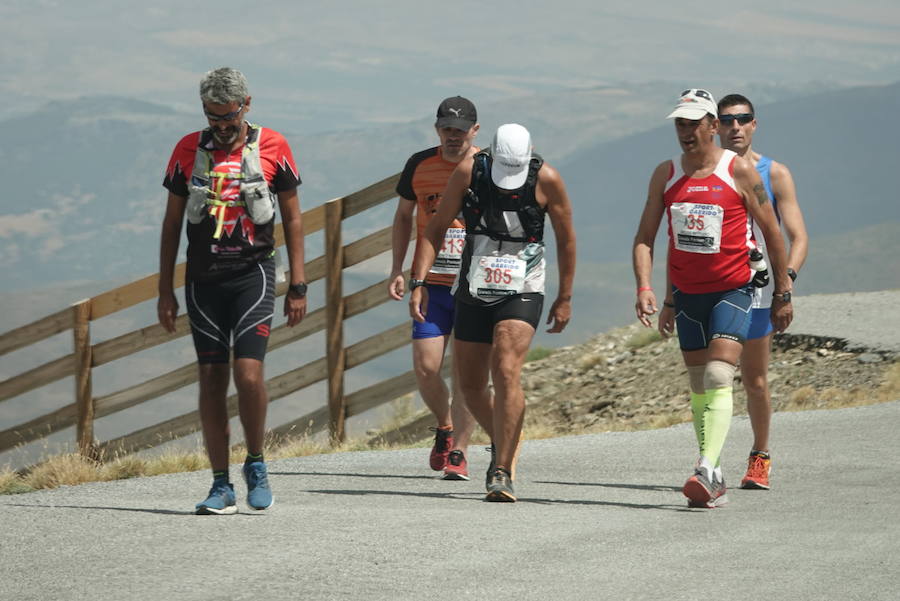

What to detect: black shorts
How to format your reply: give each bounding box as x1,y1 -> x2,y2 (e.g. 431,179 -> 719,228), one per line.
185,260 -> 276,363
453,293 -> 543,344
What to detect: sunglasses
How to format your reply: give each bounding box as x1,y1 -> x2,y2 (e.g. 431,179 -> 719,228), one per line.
719,113 -> 754,125
204,101 -> 245,122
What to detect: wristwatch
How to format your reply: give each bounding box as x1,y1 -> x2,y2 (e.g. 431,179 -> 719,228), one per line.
288,282 -> 308,297
787,268 -> 798,282
409,278 -> 427,290
773,291 -> 792,302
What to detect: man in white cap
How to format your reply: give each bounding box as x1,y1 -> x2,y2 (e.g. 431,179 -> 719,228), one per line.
410,123 -> 576,502
632,89 -> 793,508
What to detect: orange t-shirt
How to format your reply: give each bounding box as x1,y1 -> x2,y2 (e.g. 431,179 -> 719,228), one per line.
396,146 -> 473,286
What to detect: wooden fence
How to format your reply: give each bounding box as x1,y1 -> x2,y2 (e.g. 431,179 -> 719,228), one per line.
0,172 -> 437,460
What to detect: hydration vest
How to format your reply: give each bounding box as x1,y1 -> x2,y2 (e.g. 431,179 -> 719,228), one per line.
186,123 -> 276,238
463,150 -> 546,244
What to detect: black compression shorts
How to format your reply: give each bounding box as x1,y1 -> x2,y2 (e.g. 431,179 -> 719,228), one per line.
453,293 -> 543,344
185,259 -> 275,363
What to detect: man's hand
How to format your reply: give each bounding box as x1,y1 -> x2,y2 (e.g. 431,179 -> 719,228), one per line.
635,290 -> 658,327
771,297 -> 793,333
546,297 -> 571,333
409,286 -> 429,323
157,292 -> 179,333
284,292 -> 307,327
658,303 -> 675,338
387,271 -> 405,300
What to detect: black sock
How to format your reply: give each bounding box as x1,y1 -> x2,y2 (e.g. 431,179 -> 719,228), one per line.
245,452 -> 264,465
212,470 -> 229,483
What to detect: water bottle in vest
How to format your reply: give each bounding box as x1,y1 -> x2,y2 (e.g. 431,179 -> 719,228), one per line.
749,248 -> 769,288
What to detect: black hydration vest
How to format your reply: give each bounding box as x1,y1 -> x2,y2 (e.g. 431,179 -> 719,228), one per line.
462,150 -> 546,244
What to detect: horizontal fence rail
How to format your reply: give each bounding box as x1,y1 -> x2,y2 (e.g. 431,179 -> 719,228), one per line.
0,172 -> 444,461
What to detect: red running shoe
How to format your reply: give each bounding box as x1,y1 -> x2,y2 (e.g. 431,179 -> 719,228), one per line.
740,452 -> 771,490
429,427 -> 454,471
443,450 -> 469,480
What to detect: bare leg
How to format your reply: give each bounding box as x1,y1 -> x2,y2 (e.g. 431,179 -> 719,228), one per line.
233,358 -> 268,456
412,336 -> 452,427
741,335 -> 772,453
490,320 -> 535,477
198,363 -> 231,471
449,338 -> 477,453
453,339 -> 494,435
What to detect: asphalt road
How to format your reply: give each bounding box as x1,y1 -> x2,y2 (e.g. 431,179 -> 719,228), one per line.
2,400 -> 898,601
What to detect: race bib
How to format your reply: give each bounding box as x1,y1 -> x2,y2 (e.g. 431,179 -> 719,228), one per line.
469,255 -> 526,299
670,202 -> 723,254
431,227 -> 466,274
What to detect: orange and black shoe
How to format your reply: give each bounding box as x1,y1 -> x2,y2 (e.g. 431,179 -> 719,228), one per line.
740,451 -> 771,490
443,450 -> 469,480
429,427 -> 454,471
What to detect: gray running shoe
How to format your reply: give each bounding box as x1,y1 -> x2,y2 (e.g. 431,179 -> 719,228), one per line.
485,468 -> 516,503
684,467 -> 728,508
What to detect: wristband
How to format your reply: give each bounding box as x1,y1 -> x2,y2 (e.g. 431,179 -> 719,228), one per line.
663,301 -> 675,308
637,286 -> 653,293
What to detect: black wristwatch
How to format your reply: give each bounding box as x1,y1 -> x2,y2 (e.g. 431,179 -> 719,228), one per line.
787,268 -> 798,282
288,282 -> 308,297
409,278 -> 427,290
773,291 -> 792,303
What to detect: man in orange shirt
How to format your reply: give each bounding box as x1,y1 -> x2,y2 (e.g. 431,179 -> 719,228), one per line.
387,97 -> 478,479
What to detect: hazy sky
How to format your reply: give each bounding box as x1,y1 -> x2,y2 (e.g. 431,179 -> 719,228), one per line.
2,0 -> 898,131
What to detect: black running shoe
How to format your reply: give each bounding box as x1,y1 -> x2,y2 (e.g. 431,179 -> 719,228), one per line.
485,443 -> 496,491
485,467 -> 516,503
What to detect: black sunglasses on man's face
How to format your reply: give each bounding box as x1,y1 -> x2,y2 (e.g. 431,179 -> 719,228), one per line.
719,113 -> 753,126
204,101 -> 245,122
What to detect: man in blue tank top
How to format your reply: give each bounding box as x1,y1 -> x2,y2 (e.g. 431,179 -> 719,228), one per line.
717,94 -> 809,490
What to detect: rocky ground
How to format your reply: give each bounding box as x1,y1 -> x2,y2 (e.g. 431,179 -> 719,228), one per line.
520,322 -> 899,437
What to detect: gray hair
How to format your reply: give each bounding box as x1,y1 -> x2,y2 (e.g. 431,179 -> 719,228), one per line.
199,67 -> 249,105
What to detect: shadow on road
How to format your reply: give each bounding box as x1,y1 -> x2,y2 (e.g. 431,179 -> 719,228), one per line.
269,471 -> 434,480
3,503 -> 201,516
533,480 -> 682,492
305,488 -> 687,511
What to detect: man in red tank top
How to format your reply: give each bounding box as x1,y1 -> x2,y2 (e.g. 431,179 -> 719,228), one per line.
632,89 -> 793,508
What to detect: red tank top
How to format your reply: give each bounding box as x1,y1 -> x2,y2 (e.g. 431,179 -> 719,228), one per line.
664,149 -> 753,293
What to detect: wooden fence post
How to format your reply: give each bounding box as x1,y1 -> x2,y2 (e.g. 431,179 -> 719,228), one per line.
72,299 -> 96,458
325,198 -> 346,443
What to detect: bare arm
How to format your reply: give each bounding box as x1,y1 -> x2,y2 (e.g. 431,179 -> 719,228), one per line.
734,158 -> 793,332
388,198 -> 416,300
157,191 -> 186,333
278,187 -> 307,327
632,161 -> 670,327
540,164 -> 576,333
770,161 -> 808,273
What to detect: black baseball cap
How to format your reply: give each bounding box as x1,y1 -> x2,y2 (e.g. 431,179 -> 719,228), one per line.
435,96 -> 477,130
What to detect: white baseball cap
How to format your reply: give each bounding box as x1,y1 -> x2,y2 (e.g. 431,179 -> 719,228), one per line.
490,123 -> 532,190
666,89 -> 718,120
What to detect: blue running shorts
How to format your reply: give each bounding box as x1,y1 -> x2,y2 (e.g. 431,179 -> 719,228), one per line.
673,285 -> 754,351
412,284 -> 455,339
747,307 -> 774,340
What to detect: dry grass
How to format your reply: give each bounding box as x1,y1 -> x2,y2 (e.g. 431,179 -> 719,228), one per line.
626,328 -> 662,350
781,362 -> 900,412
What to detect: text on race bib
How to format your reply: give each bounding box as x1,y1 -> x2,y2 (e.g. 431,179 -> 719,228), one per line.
670,202 -> 723,254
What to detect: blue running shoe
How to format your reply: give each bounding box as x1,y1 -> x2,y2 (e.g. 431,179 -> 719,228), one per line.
195,480 -> 237,515
243,461 -> 274,510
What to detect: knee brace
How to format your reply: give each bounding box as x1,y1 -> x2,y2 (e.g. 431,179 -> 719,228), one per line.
687,365 -> 706,394
704,360 -> 737,391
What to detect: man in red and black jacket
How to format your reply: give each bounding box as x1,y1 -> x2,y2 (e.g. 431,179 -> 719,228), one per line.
158,67 -> 307,515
